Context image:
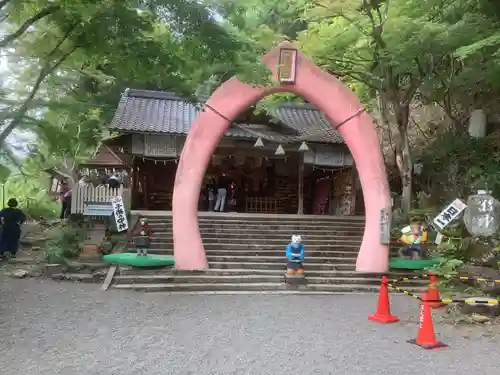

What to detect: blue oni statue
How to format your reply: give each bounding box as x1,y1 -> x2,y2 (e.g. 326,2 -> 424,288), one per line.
285,234 -> 305,275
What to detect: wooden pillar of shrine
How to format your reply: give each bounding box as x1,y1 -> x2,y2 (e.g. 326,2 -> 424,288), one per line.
297,153 -> 304,215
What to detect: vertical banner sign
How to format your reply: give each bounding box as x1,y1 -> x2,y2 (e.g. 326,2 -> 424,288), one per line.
278,48 -> 297,83
379,207 -> 391,245
433,198 -> 467,230
111,196 -> 129,232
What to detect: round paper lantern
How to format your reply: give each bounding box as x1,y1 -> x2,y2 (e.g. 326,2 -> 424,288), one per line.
463,190 -> 500,237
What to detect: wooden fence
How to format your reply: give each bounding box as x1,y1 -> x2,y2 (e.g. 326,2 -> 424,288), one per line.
245,197 -> 278,213
71,185 -> 131,214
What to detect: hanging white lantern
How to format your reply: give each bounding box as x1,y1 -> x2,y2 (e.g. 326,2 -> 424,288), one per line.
298,141 -> 309,152
463,190 -> 500,237
254,137 -> 264,148
413,162 -> 423,175
275,144 -> 285,155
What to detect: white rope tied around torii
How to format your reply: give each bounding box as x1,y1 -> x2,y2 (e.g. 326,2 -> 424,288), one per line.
203,103 -> 366,145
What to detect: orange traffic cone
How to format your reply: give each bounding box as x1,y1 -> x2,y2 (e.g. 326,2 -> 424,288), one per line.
427,273 -> 445,309
368,276 -> 399,323
407,293 -> 447,350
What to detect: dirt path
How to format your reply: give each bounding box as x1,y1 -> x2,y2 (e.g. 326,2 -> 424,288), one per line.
0,278 -> 499,375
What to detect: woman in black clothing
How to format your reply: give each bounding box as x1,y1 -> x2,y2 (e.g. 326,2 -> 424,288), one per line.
0,198 -> 26,259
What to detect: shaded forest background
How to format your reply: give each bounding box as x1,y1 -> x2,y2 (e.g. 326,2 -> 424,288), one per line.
1,0 -> 500,218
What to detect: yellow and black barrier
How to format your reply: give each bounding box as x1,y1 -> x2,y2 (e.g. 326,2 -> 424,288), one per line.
422,297 -> 499,305
372,274 -> 500,350
388,274 -> 429,285
382,277 -> 500,305
457,275 -> 500,284
389,273 -> 500,288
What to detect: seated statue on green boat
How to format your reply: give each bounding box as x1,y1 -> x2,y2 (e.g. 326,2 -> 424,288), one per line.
133,218 -> 153,256
398,219 -> 428,260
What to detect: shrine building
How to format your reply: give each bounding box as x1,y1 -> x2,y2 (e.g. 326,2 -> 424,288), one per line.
81,89 -> 364,215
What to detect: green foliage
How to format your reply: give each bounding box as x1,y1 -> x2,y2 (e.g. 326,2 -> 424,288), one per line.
436,241 -> 468,261
427,258 -> 463,278
419,132 -> 500,202
0,0 -> 273,196
0,164 -> 12,182
1,158 -> 60,219
43,223 -> 86,263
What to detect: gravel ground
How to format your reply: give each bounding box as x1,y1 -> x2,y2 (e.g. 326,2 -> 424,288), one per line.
0,277 -> 498,375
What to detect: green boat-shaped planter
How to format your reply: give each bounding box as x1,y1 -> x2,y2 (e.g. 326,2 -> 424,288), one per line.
102,253 -> 175,267
389,257 -> 442,270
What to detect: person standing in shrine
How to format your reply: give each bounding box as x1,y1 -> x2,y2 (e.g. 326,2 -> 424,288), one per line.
108,171 -> 121,189
214,172 -> 230,212
207,178 -> 216,211
0,198 -> 26,259
58,180 -> 72,219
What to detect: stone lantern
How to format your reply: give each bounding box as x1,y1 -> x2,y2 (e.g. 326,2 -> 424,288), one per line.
463,190 -> 500,237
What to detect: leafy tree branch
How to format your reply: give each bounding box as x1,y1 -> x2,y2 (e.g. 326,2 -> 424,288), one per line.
0,4 -> 61,48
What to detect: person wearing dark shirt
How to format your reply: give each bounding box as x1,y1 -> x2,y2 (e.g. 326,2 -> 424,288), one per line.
108,172 -> 121,189
0,198 -> 26,259
214,173 -> 230,212
59,180 -> 72,219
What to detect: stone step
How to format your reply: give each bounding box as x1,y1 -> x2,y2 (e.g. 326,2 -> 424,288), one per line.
208,242 -> 360,249
131,244 -> 363,253
126,249 -> 401,260
147,223 -> 365,231
207,255 -> 358,263
146,219 -> 366,225
110,282 -> 424,293
54,270 -> 429,287
206,261 -> 358,270
137,235 -> 362,242
146,229 -> 365,236
142,242 -> 362,250
108,274 -> 428,285
144,217 -> 365,224
141,249 -> 362,257
146,218 -> 365,224
200,269 -> 423,280
117,267 -> 421,279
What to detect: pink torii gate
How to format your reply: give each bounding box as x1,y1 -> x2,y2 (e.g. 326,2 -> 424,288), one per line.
172,42 -> 391,273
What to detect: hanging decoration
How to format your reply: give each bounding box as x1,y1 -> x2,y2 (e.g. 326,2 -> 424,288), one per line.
259,156 -> 287,163
133,156 -> 179,164
275,144 -> 285,155
254,137 -> 264,148
312,165 -> 349,173
313,165 -> 350,182
298,141 -> 309,152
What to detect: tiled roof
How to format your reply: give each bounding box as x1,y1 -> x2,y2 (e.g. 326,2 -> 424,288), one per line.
79,146 -> 132,167
109,89 -> 343,144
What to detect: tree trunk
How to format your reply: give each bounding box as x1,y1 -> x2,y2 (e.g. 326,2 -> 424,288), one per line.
398,132 -> 412,213
394,104 -> 412,214
378,90 -> 413,213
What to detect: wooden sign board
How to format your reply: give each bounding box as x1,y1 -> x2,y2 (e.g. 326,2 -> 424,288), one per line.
278,48 -> 297,83
433,198 -> 467,230
144,135 -> 177,157
380,207 -> 391,245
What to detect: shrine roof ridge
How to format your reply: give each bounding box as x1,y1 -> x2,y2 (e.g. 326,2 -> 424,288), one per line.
123,89 -> 320,110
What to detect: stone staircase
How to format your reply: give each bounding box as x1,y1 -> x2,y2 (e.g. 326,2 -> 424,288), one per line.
59,213 -> 426,294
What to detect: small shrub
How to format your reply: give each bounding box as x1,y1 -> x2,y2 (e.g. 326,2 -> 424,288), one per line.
426,258 -> 464,291
43,223 -> 87,263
